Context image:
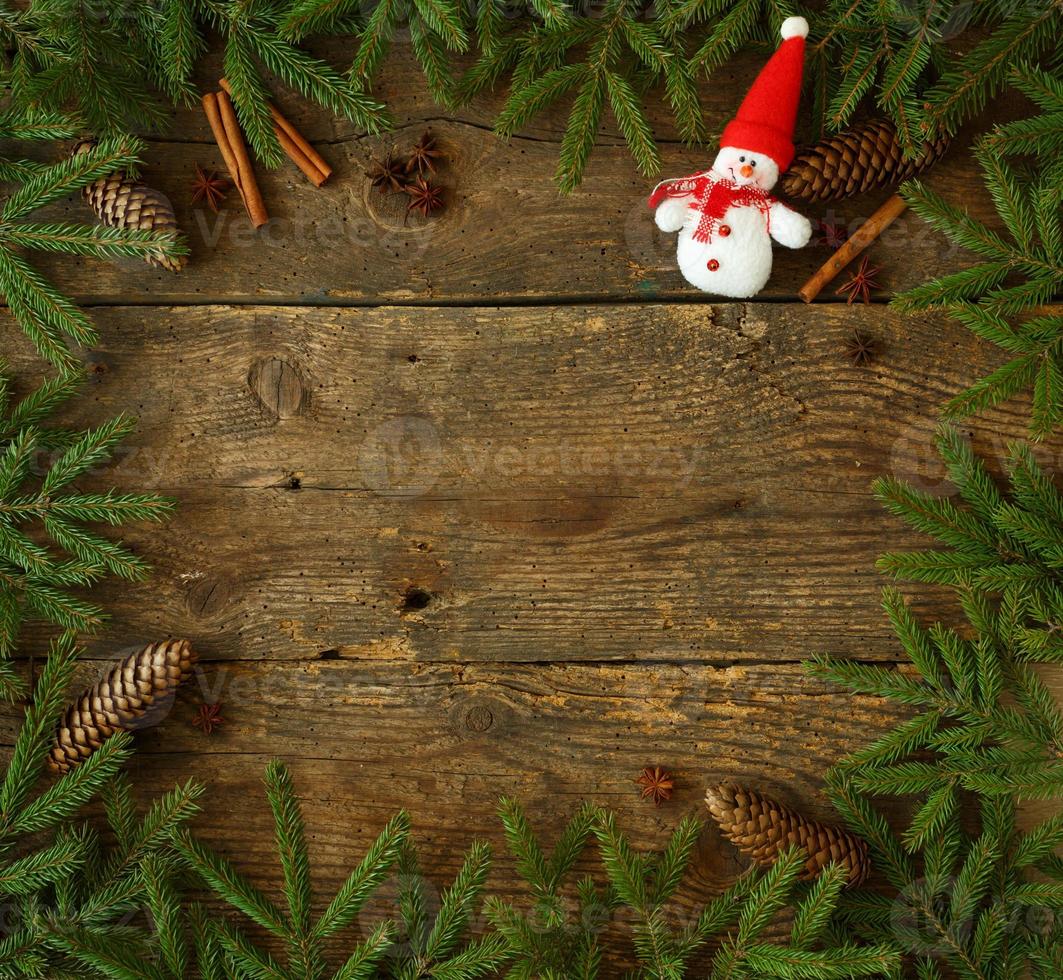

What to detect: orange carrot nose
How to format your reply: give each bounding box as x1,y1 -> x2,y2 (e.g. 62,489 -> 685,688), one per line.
740,164 -> 754,178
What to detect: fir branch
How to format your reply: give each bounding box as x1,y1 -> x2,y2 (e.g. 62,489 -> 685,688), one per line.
281,0 -> 365,41
0,108 -> 79,143
263,759 -> 321,977
46,923 -> 167,980
920,7 -> 1062,139
212,917 -> 289,979
736,942 -> 901,978
893,79 -> 1063,436
0,632 -> 79,819
789,864 -> 849,950
0,648 -> 202,979
809,428 -> 1063,976
488,800 -> 604,975
0,127 -> 186,370
3,135 -> 144,222
177,765 -> 413,978
172,826 -> 289,936
0,372 -> 173,654
0,222 -> 185,261
314,809 -> 409,939
331,920 -> 396,980
140,855 -> 188,979
423,839 -> 492,962
12,734 -> 131,837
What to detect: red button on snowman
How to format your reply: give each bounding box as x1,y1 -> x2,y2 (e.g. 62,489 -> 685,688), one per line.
649,17 -> 812,298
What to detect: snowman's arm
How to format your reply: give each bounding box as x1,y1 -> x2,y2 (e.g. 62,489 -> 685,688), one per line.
654,196 -> 692,233
768,201 -> 812,249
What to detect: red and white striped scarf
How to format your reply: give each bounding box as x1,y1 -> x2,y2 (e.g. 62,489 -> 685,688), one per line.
648,171 -> 775,242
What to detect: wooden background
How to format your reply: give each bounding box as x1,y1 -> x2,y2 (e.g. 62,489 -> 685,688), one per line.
3,40 -> 1061,972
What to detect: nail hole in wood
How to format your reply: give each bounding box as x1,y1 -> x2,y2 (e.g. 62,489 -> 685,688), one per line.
400,586 -> 432,613
86,358 -> 109,379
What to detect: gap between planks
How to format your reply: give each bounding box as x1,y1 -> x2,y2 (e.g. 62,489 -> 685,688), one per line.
10,654 -> 911,669
1,295 -> 895,310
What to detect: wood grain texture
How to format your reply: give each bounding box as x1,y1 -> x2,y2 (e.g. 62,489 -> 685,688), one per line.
5,301 -> 1059,667
0,657 -> 910,969
0,40 -> 1057,971
24,43 -> 1009,306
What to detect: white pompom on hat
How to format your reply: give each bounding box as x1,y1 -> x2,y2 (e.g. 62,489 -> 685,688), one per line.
780,16 -> 808,39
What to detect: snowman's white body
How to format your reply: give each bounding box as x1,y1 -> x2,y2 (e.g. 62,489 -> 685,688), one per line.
653,147 -> 812,298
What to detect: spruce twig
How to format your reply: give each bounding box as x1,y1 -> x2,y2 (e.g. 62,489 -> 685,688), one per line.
893,70 -> 1063,439
0,635 -> 204,979
0,369 -> 173,661
173,761 -> 409,980
805,431 -> 1063,976
0,123 -> 184,371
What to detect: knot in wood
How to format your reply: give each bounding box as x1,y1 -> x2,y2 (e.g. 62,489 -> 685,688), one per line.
188,576 -> 231,618
464,705 -> 494,732
249,357 -> 306,419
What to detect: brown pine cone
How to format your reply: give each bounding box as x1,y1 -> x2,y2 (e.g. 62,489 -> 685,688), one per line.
705,783 -> 870,886
74,139 -> 186,272
780,119 -> 949,203
48,639 -> 197,774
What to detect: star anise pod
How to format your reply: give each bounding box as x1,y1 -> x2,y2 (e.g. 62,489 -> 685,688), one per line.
192,701 -> 225,735
845,330 -> 877,366
635,766 -> 674,806
369,152 -> 408,194
405,177 -> 444,219
190,163 -> 229,212
836,255 -> 881,305
815,218 -> 848,249
406,131 -> 443,175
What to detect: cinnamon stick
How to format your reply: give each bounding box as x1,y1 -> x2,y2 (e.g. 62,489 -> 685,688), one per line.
215,91 -> 269,229
201,92 -> 243,196
276,127 -> 329,188
220,78 -> 332,186
201,92 -> 269,228
798,193 -> 908,303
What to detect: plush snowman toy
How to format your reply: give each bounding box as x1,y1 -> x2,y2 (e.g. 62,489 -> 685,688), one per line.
649,17 -> 812,298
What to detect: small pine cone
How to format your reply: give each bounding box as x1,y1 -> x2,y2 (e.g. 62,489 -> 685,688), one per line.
74,139 -> 186,272
48,639 -> 197,774
780,119 -> 949,203
705,783 -> 870,886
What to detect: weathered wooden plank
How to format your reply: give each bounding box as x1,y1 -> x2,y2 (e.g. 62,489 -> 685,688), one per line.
5,302 -> 1057,664
3,660 -> 902,802
0,658 -> 909,970
19,43 -> 1008,305
7,654 -> 1049,968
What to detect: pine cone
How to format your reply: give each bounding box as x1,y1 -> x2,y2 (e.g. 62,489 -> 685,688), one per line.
780,119 -> 949,203
74,139 -> 186,272
705,783 -> 870,886
48,639 -> 197,774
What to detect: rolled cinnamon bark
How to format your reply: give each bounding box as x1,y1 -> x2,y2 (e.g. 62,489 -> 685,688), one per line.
201,93 -> 242,194
274,112 -> 333,182
275,127 -> 328,187
201,92 -> 269,228
798,194 -> 907,303
216,91 -> 269,229
220,78 -> 332,186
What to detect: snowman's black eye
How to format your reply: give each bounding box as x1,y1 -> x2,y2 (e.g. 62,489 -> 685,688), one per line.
749,160 -> 757,167
738,155 -> 745,162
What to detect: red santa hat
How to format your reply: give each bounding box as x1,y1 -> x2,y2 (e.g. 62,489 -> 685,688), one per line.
719,16 -> 808,172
